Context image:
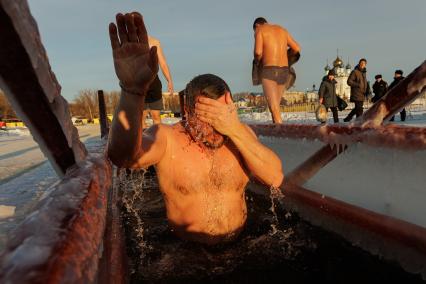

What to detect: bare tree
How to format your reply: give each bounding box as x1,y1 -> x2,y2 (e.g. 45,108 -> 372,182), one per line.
70,89 -> 99,120
104,91 -> 120,115
0,90 -> 17,119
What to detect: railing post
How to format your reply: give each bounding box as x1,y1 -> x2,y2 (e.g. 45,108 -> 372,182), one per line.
98,90 -> 109,138
0,1 -> 87,176
178,89 -> 185,121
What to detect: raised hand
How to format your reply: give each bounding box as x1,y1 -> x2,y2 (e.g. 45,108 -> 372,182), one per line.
109,12 -> 159,95
195,92 -> 241,136
167,81 -> 174,94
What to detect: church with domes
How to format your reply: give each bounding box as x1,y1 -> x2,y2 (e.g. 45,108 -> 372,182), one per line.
324,55 -> 352,101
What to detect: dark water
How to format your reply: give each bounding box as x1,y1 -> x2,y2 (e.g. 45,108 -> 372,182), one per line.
117,169 -> 424,283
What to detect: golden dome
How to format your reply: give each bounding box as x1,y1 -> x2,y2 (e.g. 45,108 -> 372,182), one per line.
333,56 -> 343,68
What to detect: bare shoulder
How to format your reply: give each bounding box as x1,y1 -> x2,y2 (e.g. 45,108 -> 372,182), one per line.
144,123 -> 172,140
276,25 -> 288,35
170,122 -> 187,136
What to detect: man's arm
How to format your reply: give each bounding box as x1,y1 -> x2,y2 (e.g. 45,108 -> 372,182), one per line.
372,82 -> 378,94
156,40 -> 174,93
254,28 -> 263,62
366,81 -> 372,97
228,123 -> 284,187
107,12 -> 167,168
347,70 -> 359,88
195,92 -> 284,187
287,31 -> 301,53
108,93 -> 168,168
318,81 -> 326,104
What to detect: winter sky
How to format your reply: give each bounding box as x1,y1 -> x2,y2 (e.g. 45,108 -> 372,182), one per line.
27,0 -> 426,101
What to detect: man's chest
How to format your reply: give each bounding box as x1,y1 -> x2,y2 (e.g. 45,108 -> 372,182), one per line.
158,143 -> 248,192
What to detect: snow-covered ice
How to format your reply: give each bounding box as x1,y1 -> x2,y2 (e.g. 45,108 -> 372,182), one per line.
0,124 -> 101,250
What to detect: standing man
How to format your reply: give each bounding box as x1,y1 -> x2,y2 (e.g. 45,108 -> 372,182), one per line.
371,74 -> 388,103
142,35 -> 174,129
318,69 -> 339,123
253,17 -> 301,124
343,58 -> 368,122
389,70 -> 406,122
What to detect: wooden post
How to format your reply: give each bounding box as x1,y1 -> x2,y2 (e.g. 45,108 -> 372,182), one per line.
98,90 -> 109,138
0,0 -> 87,176
178,89 -> 186,120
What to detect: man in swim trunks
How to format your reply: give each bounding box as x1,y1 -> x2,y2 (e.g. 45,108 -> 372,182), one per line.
142,35 -> 174,129
108,12 -> 284,245
253,17 -> 301,123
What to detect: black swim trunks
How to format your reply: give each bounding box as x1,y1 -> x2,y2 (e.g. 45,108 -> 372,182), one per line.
144,75 -> 163,110
261,66 -> 290,85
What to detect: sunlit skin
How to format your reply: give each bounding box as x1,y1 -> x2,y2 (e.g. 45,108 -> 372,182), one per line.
108,12 -> 284,245
254,22 -> 301,124
142,35 -> 174,129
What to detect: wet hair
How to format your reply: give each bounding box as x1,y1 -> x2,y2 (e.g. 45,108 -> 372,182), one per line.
359,58 -> 367,64
184,74 -> 231,111
253,17 -> 267,30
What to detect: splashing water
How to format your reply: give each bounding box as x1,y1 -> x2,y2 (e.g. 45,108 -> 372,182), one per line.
268,186 -> 285,235
116,168 -> 157,258
124,180 -> 311,282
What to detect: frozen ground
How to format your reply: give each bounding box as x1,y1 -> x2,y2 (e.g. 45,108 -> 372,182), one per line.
0,124 -> 101,249
161,108 -> 426,126
0,109 -> 424,250
239,108 -> 426,126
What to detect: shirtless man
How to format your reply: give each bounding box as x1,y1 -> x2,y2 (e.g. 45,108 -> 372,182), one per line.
142,35 -> 174,129
107,12 -> 284,245
253,17 -> 301,123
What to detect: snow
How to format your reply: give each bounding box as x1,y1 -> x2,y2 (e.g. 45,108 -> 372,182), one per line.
0,124 -> 101,250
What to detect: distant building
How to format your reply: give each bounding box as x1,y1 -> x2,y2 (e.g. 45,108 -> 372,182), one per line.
235,98 -> 249,108
282,91 -> 306,105
324,55 -> 352,101
306,92 -> 318,102
248,92 -> 267,107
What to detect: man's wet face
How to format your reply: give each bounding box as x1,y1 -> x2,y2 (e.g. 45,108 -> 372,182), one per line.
185,102 -> 225,148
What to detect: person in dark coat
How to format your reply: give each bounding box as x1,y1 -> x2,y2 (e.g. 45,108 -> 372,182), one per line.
372,74 -> 388,103
389,70 -> 406,121
343,58 -> 368,122
318,69 -> 339,123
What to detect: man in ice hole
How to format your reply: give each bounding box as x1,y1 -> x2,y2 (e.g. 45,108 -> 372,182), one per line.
108,12 -> 284,245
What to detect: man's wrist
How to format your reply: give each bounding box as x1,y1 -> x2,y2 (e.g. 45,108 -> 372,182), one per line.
227,121 -> 245,140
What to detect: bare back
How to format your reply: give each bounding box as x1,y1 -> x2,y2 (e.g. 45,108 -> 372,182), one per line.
257,24 -> 289,67
154,123 -> 249,244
